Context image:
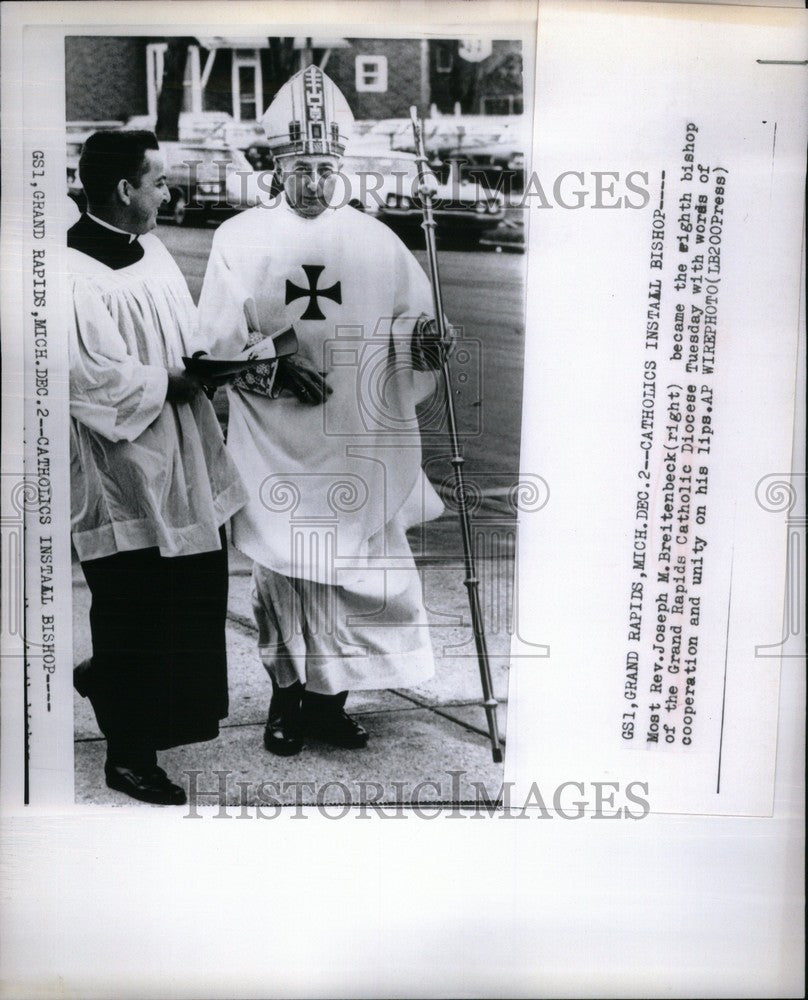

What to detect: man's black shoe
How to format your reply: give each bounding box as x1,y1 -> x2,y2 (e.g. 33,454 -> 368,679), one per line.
104,763 -> 187,806
263,680 -> 304,756
303,691 -> 369,750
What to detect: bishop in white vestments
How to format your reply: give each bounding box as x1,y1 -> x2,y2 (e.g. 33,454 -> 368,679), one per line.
197,66 -> 446,755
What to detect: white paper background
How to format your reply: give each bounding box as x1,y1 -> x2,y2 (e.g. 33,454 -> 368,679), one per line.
1,1 -> 805,996
509,0 -> 806,817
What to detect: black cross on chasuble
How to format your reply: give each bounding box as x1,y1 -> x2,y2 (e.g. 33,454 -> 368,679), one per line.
285,264 -> 342,321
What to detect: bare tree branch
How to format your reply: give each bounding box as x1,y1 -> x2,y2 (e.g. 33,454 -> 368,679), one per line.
155,38 -> 194,140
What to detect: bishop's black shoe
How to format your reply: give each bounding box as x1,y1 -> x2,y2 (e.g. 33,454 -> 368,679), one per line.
104,762 -> 187,806
302,690 -> 369,750
263,679 -> 304,756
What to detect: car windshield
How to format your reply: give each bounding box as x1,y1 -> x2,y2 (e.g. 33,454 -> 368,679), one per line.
164,145 -> 245,167
161,145 -> 255,185
342,156 -> 418,180
193,147 -> 232,165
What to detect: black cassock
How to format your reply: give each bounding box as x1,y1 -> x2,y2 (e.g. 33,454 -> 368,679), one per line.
80,529 -> 229,757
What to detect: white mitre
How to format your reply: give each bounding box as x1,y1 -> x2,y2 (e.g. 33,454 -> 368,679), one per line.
261,64 -> 354,157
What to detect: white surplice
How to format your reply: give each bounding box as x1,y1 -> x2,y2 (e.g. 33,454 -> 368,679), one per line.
198,201 -> 444,691
69,233 -> 247,560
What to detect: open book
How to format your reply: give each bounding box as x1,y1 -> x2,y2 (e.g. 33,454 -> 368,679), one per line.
182,325 -> 298,378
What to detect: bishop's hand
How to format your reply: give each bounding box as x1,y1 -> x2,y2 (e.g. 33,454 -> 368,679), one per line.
412,315 -> 456,371
274,356 -> 333,405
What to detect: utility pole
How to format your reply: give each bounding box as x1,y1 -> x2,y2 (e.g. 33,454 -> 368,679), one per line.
419,39 -> 430,115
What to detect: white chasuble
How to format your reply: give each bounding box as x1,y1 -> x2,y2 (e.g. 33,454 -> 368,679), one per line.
198,202 -> 444,689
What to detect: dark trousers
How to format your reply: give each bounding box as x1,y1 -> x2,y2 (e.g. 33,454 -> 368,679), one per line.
80,528 -> 229,767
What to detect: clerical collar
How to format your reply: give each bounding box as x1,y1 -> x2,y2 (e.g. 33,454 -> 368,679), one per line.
67,214 -> 146,270
86,212 -> 139,243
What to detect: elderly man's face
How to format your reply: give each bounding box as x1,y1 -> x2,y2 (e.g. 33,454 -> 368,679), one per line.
125,149 -> 170,234
277,155 -> 340,218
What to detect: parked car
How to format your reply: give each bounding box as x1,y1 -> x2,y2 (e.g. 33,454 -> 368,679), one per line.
387,115 -> 526,156
158,140 -> 264,225
66,130 -> 264,225
445,142 -> 525,196
337,150 -> 419,214
338,148 -> 505,236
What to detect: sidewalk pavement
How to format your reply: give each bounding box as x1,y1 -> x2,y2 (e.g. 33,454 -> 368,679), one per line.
73,517 -> 513,808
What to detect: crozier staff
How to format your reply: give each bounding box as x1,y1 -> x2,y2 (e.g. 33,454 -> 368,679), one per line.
69,130 -> 247,805
197,66 -> 449,757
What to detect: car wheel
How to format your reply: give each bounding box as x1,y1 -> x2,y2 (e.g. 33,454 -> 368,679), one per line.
169,191 -> 188,226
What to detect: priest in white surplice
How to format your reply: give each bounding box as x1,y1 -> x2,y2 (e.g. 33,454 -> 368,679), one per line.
69,130 -> 247,804
198,67 -> 447,755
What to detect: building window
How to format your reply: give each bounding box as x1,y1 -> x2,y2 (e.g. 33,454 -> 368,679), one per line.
435,47 -> 453,73
355,56 -> 387,93
146,43 -> 201,118
231,49 -> 263,122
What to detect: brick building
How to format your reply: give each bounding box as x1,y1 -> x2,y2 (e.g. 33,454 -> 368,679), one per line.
64,35 -> 523,126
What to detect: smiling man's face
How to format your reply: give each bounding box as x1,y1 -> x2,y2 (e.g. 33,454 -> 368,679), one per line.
125,149 -> 170,234
277,154 -> 340,218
